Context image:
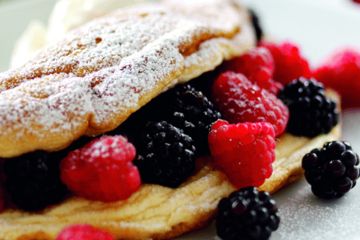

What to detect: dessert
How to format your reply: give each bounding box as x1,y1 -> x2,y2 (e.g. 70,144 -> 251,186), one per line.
0,0 -> 343,239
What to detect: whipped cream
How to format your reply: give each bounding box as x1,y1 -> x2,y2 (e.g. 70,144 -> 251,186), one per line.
11,0 -> 152,68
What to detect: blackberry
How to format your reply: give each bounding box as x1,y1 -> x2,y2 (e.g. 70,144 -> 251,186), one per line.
170,84 -> 221,154
4,151 -> 69,211
278,78 -> 339,137
216,187 -> 280,240
302,141 -> 360,199
249,9 -> 264,42
135,121 -> 196,188
119,84 -> 221,155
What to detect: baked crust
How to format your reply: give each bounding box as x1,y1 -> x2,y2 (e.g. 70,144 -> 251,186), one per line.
0,125 -> 341,240
0,0 -> 255,158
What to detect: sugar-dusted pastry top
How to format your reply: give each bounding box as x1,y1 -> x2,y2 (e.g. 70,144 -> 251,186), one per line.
0,0 -> 255,158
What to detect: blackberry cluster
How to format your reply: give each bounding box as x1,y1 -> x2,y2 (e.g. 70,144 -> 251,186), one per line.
216,187 -> 280,240
4,151 -> 69,211
302,141 -> 360,199
134,121 -> 196,188
249,9 -> 264,42
120,84 -> 221,155
278,78 -> 339,137
170,84 -> 221,154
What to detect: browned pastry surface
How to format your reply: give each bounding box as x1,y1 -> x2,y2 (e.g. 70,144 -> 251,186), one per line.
0,0 -> 255,158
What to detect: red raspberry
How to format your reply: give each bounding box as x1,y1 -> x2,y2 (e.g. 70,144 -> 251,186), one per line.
222,47 -> 282,94
260,41 -> 311,84
313,49 -> 360,108
212,72 -> 289,136
57,225 -> 114,240
208,120 -> 276,188
61,136 -> 141,202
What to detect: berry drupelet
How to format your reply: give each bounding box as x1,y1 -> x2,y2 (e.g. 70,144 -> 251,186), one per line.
302,141 -> 360,199
135,121 -> 196,188
4,151 -> 69,211
278,78 -> 339,137
216,187 -> 280,240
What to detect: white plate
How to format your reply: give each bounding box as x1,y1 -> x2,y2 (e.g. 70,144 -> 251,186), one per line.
0,0 -> 360,239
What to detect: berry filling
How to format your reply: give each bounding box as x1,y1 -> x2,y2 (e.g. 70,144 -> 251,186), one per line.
260,41 -> 311,85
278,78 -> 339,137
57,224 -> 114,240
209,120 -> 276,188
0,41 -> 341,215
212,72 -> 289,136
61,136 -> 140,202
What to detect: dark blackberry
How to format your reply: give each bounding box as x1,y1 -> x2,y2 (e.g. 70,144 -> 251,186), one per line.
249,9 -> 264,42
134,121 -> 196,188
278,78 -> 339,137
302,141 -> 360,199
4,151 -> 69,211
216,187 -> 280,240
119,84 -> 221,155
170,84 -> 221,154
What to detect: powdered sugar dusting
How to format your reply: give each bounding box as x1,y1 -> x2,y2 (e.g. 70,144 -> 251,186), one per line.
273,180 -> 360,240
0,0 -> 254,157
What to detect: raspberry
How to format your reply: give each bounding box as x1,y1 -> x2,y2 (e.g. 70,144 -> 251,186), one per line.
278,78 -> 339,137
208,120 -> 276,188
260,41 -> 311,85
61,136 -> 141,202
216,187 -> 280,240
56,225 -> 114,240
313,49 -> 360,108
4,151 -> 68,211
212,72 -> 289,136
302,141 -> 360,199
222,47 -> 282,94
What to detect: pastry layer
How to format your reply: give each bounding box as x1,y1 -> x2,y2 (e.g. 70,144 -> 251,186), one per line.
0,0 -> 255,158
0,125 -> 341,240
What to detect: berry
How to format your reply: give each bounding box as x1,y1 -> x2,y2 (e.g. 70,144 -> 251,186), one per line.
61,136 -> 141,202
4,151 -> 68,211
216,187 -> 280,240
313,49 -> 360,108
212,72 -> 289,136
0,183 -> 4,212
278,78 -> 339,137
302,141 -> 360,199
135,121 -> 196,188
120,84 -> 221,155
57,224 -> 114,240
249,9 -> 264,42
208,120 -> 276,188
170,84 -> 222,154
260,41 -> 311,84
222,47 -> 282,94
